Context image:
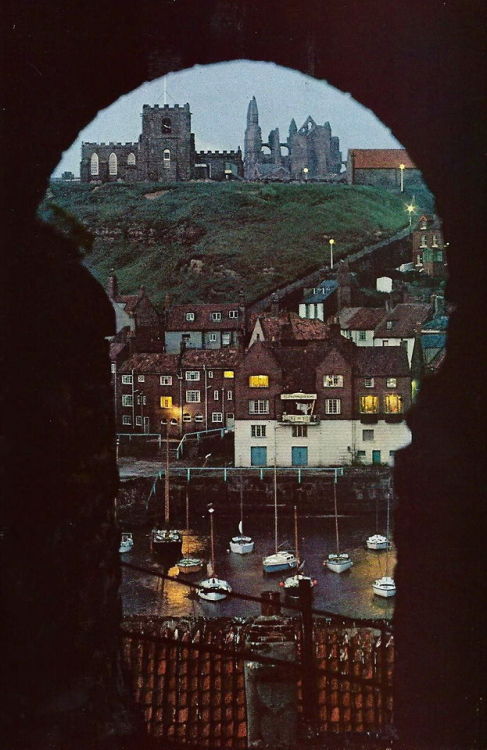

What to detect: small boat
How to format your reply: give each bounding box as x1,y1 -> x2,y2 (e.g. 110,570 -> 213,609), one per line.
198,506 -> 231,601
229,472 -> 254,554
372,576 -> 396,598
151,422 -> 183,568
324,473 -> 353,573
263,459 -> 297,574
119,532 -> 134,554
176,557 -> 205,575
282,507 -> 316,596
366,534 -> 390,550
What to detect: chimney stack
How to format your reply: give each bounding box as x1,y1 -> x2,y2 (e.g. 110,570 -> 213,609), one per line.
106,270 -> 118,300
270,292 -> 279,317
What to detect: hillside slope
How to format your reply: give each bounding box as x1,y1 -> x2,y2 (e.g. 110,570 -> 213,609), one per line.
40,181 -> 414,305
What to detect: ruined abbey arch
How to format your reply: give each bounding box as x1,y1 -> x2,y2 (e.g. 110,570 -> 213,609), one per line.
5,2 -> 484,748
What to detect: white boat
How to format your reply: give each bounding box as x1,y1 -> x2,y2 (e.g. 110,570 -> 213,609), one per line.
151,422 -> 183,567
324,473 -> 353,573
119,532 -> 134,554
281,573 -> 317,598
229,472 -> 254,554
262,456 -> 297,574
372,576 -> 396,597
366,534 -> 390,550
198,506 -> 231,601
176,557 -> 204,575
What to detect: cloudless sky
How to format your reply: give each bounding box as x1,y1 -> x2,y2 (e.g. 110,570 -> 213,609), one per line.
53,60 -> 402,177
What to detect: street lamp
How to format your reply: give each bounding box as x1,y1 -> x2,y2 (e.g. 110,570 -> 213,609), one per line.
406,203 -> 415,229
329,238 -> 335,269
303,167 -> 309,183
399,163 -> 405,192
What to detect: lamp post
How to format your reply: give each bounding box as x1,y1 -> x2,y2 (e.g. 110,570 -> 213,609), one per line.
406,203 -> 415,229
399,163 -> 405,192
329,238 -> 335,269
303,167 -> 309,183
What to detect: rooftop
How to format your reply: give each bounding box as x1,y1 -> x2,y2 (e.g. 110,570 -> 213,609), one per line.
165,303 -> 242,331
340,307 -> 386,331
354,346 -> 410,377
350,148 -> 417,169
374,303 -> 432,338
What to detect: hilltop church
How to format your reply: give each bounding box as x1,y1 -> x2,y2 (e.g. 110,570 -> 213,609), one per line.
80,97 -> 342,183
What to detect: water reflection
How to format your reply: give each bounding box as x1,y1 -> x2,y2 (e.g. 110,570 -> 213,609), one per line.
120,514 -> 395,620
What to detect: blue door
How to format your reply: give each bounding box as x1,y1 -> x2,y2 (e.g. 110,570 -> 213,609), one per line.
292,446 -> 308,466
372,450 -> 381,464
251,446 -> 267,466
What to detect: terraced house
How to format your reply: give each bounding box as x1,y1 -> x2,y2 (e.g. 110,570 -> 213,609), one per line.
234,329 -> 411,467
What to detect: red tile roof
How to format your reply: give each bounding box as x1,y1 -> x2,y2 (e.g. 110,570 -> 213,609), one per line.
354,346 -> 410,376
341,307 -> 386,330
350,149 -> 417,169
374,303 -> 432,338
115,294 -> 139,313
165,303 -> 242,331
119,348 -> 241,373
251,312 -> 330,341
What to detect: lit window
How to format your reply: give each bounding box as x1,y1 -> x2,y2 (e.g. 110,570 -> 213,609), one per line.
209,333 -> 218,343
186,390 -> 201,403
185,312 -> 195,322
251,425 -> 266,437
384,393 -> 403,413
387,378 -> 397,388
122,415 -> 131,425
122,395 -> 133,406
323,375 -> 343,387
208,370 -> 214,378
325,398 -> 342,415
213,390 -> 220,400
135,416 -> 143,426
182,413 -> 192,423
127,152 -> 136,166
185,371 -> 200,381
362,429 -> 374,441
292,425 -> 308,437
227,390 -> 233,400
160,396 -> 173,408
364,378 -> 374,388
121,375 -> 133,384
212,412 -> 223,423
194,413 -> 204,423
359,331 -> 367,341
160,375 -> 172,385
137,375 -> 145,382
249,399 -> 269,414
360,395 -> 379,413
163,149 -> 170,166
108,152 -> 117,176
222,333 -> 231,345
229,310 -> 239,318
249,375 -> 269,388
224,371 -> 234,379
90,153 -> 99,176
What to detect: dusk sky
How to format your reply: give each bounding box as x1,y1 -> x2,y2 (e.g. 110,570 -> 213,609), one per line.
53,60 -> 402,177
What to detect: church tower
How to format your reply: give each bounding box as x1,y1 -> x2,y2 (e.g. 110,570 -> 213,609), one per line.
138,103 -> 193,182
244,96 -> 263,179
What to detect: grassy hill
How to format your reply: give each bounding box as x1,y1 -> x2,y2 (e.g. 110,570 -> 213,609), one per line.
39,181 -> 424,306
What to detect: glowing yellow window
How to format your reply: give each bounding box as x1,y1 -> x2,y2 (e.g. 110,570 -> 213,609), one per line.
384,393 -> 403,413
223,370 -> 234,379
360,395 -> 379,413
160,396 -> 173,409
249,375 -> 269,388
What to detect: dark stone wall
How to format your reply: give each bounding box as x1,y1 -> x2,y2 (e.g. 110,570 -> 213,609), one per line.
4,1 -> 485,747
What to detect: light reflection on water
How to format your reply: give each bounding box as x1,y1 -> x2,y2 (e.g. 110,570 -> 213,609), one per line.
120,514 -> 395,620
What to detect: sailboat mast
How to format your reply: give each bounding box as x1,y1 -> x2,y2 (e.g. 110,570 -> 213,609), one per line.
294,505 -> 299,562
273,433 -> 278,554
185,483 -> 190,531
239,468 -> 244,532
164,420 -> 170,525
385,489 -> 391,576
210,508 -> 215,573
333,474 -> 340,555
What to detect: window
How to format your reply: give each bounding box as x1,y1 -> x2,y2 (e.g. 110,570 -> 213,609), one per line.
135,416 -> 143,426
224,370 -> 234,379
362,429 -> 374,441
251,425 -> 266,438
122,375 -> 133,384
185,312 -> 195,322
208,370 -> 214,378
185,371 -> 200,381
292,425 -> 308,437
325,398 -> 342,415
227,390 -> 233,401
432,234 -> 439,247
359,330 -> 367,341
387,378 -> 397,388
357,450 -> 366,458
209,333 -> 218,343
226,412 -> 234,421
364,378 -> 375,388
194,413 -> 204,423
122,415 -> 131,426
136,394 -> 146,405
213,390 -> 220,400
211,312 -> 222,321
186,390 -> 201,403
160,396 -> 173,409
323,375 -> 343,387
160,375 -> 173,385
212,412 -> 223,423
383,340 -> 389,346
249,375 -> 269,388
137,375 -> 145,382
249,400 -> 269,414
384,393 -> 403,413
161,117 -> 172,133
182,413 -> 192,423
122,395 -> 133,406
163,149 -> 171,166
229,310 -> 239,318
222,333 -> 231,345
90,153 -> 99,176
360,395 -> 379,413
111,363 -> 116,374
127,152 -> 136,166
108,152 -> 117,175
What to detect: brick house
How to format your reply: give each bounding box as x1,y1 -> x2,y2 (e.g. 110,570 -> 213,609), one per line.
106,273 -> 163,352
373,302 -> 432,365
248,311 -> 330,346
234,332 -> 411,467
164,301 -> 246,352
412,214 -> 447,277
346,148 -> 423,190
116,348 -> 241,438
338,307 -> 388,346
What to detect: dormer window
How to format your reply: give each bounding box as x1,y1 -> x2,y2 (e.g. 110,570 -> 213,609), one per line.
228,310 -> 239,318
364,377 -> 374,388
386,321 -> 394,330
211,312 -> 222,322
185,312 -> 195,322
323,375 -> 344,387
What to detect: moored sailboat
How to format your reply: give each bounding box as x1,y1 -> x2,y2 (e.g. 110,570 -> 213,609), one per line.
177,483 -> 204,575
263,456 -> 298,574
151,422 -> 182,567
198,505 -> 232,601
119,532 -> 134,554
372,489 -> 396,597
282,505 -> 316,597
324,472 -> 353,573
366,490 -> 391,550
229,471 -> 254,554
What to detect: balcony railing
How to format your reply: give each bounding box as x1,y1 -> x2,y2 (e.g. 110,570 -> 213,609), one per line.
278,413 -> 320,424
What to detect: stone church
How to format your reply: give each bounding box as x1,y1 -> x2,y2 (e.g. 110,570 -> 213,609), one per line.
80,97 -> 342,183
